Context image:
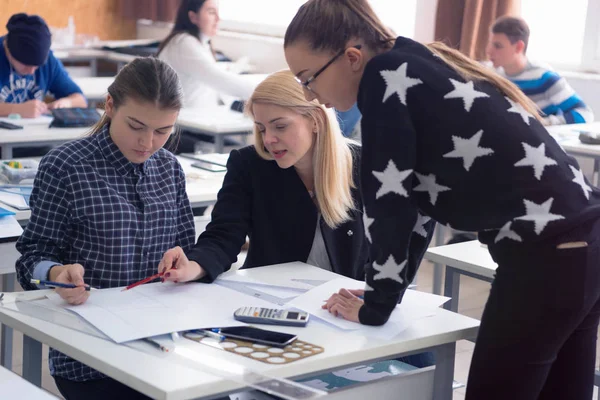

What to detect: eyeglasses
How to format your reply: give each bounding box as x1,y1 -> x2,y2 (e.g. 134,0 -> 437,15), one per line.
295,45 -> 362,93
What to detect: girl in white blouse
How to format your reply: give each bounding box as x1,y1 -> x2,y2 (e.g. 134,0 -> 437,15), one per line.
157,0 -> 256,109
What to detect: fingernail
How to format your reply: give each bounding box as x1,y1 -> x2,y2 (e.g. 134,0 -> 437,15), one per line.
165,273 -> 171,278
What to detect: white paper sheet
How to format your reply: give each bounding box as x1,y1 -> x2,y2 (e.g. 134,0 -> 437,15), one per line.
0,115 -> 53,126
48,282 -> 275,343
287,278 -> 440,339
217,262 -> 341,290
0,192 -> 28,210
0,216 -> 23,239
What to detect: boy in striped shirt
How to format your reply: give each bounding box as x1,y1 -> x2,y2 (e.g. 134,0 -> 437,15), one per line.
487,16 -> 593,125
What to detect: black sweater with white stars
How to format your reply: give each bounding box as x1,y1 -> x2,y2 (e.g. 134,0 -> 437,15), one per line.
357,37 -> 600,326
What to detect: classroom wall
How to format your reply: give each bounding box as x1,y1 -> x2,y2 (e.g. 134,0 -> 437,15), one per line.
0,0 -> 136,41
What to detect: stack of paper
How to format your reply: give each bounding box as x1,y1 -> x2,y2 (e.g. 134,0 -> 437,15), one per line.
0,215 -> 22,240
48,282 -> 273,343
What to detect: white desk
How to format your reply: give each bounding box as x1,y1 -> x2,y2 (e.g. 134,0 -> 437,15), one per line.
0,364 -> 57,399
1,285 -> 478,400
73,77 -> 115,104
423,240 -> 600,396
177,106 -> 254,153
547,122 -> 600,185
0,117 -> 89,159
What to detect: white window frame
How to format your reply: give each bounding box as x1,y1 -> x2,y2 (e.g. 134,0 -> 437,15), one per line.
581,0 -> 600,71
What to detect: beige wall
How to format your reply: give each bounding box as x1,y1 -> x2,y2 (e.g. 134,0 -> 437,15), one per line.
0,0 -> 136,41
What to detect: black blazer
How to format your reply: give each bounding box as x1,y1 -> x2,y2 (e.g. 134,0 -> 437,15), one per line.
187,145 -> 369,282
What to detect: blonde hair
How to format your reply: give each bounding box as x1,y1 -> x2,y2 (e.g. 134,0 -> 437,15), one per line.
285,0 -> 540,120
245,70 -> 356,228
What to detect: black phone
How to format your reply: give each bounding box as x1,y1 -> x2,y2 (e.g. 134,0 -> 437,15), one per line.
191,160 -> 227,172
218,326 -> 298,347
578,130 -> 600,145
0,121 -> 23,130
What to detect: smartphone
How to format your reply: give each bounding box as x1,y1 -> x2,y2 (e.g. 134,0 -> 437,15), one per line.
0,121 -> 23,130
191,160 -> 227,172
217,326 -> 298,347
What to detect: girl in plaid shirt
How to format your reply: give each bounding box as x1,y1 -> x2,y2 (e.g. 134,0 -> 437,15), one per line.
16,58 -> 195,400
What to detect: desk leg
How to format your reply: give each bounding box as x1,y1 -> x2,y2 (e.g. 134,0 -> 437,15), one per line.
1,145 -> 13,159
23,335 -> 42,387
0,273 -> 15,369
443,267 -> 460,312
215,135 -> 225,153
90,59 -> 98,77
593,159 -> 600,187
433,342 -> 456,400
432,225 -> 446,295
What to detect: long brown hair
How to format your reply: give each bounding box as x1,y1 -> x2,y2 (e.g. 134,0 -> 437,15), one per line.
245,70 -> 356,228
284,0 -> 540,119
90,57 -> 184,148
157,0 -> 216,59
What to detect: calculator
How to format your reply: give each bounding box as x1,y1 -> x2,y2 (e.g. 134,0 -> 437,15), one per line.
233,307 -> 310,327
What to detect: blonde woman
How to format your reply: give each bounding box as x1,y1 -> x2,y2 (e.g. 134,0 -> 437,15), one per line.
158,70 -> 369,282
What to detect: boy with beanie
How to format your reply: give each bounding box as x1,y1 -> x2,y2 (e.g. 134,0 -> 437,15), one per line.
0,13 -> 87,118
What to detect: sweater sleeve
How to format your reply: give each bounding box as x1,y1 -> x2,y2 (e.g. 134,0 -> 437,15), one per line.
358,56 -> 434,326
540,74 -> 594,125
186,149 -> 253,282
165,35 -> 256,100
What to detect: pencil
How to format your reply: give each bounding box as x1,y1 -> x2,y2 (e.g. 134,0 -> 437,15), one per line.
144,338 -> 171,352
30,279 -> 91,291
121,272 -> 164,292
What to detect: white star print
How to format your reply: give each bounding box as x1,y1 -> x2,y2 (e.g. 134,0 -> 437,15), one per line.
414,172 -> 451,205
413,213 -> 431,237
494,221 -> 522,243
372,255 -> 406,284
443,79 -> 489,112
569,165 -> 592,200
443,130 -> 494,171
372,159 -> 412,199
380,63 -> 422,105
506,97 -> 534,125
514,142 -> 557,180
363,210 -> 375,243
516,198 -> 565,235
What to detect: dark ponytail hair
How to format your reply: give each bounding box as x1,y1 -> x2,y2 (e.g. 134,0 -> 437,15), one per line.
284,0 -> 395,53
90,57 -> 184,147
284,0 -> 541,120
158,0 -> 216,58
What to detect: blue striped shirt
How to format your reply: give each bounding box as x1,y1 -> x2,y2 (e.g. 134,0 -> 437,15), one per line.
500,61 -> 594,125
16,123 -> 195,381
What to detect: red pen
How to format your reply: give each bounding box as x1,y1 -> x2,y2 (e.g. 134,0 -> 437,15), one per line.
121,272 -> 164,291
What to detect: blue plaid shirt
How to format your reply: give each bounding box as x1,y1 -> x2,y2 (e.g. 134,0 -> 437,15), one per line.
16,123 -> 196,381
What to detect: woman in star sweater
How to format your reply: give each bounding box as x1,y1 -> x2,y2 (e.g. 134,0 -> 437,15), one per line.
283,1 -> 600,399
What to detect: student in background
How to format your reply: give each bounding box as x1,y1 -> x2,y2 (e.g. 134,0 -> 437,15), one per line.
487,16 -> 593,125
283,0 -> 600,398
0,13 -> 87,118
15,58 -> 195,400
157,0 -> 256,109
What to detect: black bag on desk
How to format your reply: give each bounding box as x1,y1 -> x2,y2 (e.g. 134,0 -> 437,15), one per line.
49,108 -> 101,128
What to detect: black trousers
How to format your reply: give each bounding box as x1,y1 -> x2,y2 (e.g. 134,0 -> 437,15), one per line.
466,218 -> 600,400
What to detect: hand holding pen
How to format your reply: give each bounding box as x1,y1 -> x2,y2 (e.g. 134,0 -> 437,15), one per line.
44,263 -> 90,305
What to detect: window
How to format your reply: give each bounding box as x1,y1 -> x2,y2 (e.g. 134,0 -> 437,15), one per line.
218,0 -> 417,39
522,0 -> 600,71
